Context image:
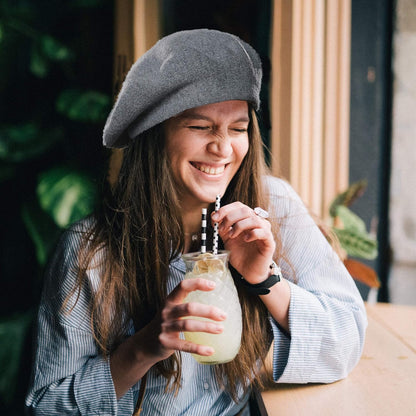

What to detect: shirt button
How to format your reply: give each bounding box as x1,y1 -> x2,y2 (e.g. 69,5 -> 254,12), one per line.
203,382 -> 210,390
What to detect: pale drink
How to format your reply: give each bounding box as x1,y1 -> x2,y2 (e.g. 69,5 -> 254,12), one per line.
181,251 -> 242,364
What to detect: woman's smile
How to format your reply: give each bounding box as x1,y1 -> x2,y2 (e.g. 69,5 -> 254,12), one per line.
191,162 -> 228,176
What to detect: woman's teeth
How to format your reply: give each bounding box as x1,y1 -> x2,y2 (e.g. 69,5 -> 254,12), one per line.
194,164 -> 225,175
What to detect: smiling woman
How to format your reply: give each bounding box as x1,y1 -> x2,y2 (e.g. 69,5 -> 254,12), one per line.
26,29 -> 367,416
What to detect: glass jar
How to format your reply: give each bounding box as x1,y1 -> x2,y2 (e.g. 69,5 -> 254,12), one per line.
181,251 -> 242,364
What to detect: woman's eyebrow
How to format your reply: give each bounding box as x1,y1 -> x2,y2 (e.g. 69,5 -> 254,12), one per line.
178,112 -> 212,122
178,112 -> 250,123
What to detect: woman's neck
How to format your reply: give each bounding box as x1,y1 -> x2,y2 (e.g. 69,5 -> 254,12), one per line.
182,205 -> 208,234
181,203 -> 211,253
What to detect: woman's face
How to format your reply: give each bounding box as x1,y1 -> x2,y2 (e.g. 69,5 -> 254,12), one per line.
164,100 -> 249,207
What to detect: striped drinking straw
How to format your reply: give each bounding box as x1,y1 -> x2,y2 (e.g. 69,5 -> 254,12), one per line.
201,208 -> 207,254
213,195 -> 221,255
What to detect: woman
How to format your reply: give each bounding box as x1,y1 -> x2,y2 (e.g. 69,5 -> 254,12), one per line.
26,29 -> 367,415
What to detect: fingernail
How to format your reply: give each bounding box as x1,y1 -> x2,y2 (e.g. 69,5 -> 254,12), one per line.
219,312 -> 227,320
204,347 -> 214,355
215,325 -> 223,333
211,212 -> 219,220
207,280 -> 216,288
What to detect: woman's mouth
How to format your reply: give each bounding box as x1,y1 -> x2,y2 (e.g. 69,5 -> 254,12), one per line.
191,163 -> 226,175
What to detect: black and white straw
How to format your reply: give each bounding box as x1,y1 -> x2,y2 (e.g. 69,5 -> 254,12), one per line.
201,208 -> 207,254
213,195 -> 221,255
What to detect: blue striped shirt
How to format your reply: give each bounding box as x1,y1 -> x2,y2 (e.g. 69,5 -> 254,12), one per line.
26,177 -> 367,415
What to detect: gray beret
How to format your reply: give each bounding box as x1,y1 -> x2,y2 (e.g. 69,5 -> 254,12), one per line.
103,29 -> 262,148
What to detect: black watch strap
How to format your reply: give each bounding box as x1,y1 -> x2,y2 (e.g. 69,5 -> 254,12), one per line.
240,262 -> 282,295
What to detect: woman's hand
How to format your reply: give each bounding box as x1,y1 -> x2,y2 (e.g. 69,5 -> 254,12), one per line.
211,202 -> 276,283
111,278 -> 226,398
141,278 -> 227,362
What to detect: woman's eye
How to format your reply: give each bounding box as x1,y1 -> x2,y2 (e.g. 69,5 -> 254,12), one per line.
232,128 -> 248,133
189,126 -> 209,130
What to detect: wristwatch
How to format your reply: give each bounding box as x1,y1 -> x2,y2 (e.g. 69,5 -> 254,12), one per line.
240,261 -> 282,295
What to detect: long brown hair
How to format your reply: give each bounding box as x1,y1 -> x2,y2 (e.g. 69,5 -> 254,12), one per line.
72,107 -> 279,399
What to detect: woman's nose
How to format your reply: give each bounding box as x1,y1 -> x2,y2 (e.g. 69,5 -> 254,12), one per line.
207,135 -> 233,158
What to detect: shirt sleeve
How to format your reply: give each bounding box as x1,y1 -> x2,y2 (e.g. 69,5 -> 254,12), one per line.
265,177 -> 368,384
25,223 -> 135,415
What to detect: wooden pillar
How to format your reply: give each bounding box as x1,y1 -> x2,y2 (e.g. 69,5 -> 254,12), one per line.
109,0 -> 161,185
270,0 -> 351,219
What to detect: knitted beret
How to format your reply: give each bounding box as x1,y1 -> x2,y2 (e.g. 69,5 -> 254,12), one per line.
103,28 -> 262,148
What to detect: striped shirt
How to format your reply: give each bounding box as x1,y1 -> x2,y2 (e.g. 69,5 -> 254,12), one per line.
25,177 -> 367,415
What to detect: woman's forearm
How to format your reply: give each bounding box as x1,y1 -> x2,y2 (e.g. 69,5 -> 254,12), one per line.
260,278 -> 291,334
110,325 -> 161,399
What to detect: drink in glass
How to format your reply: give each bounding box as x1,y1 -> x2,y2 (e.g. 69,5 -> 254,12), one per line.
181,251 -> 242,364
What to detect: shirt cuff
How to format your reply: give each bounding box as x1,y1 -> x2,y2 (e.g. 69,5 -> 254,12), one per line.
74,355 -> 120,415
271,281 -> 326,383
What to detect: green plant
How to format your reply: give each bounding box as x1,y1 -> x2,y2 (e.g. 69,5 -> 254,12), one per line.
329,180 -> 380,289
0,1 -> 112,412
0,313 -> 32,406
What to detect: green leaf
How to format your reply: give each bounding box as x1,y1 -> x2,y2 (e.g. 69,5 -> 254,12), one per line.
0,312 -> 33,405
21,200 -> 61,266
37,167 -> 97,228
0,123 -> 62,162
30,44 -> 49,78
56,89 -> 111,123
329,179 -> 368,217
335,205 -> 366,234
40,35 -> 73,62
30,36 -> 73,77
333,228 -> 378,260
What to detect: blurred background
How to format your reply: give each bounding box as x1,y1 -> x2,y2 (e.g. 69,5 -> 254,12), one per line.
0,0 -> 414,414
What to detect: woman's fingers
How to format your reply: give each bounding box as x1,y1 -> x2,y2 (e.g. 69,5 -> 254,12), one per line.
163,301 -> 227,322
158,335 -> 215,356
161,317 -> 224,334
155,279 -> 228,356
212,202 -> 252,231
181,343 -> 214,356
212,202 -> 271,238
226,216 -> 271,239
241,227 -> 273,243
167,278 -> 216,304
210,202 -> 276,281
215,206 -> 274,250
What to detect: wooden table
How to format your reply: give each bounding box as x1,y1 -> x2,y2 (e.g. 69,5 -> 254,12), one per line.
260,303 -> 416,416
